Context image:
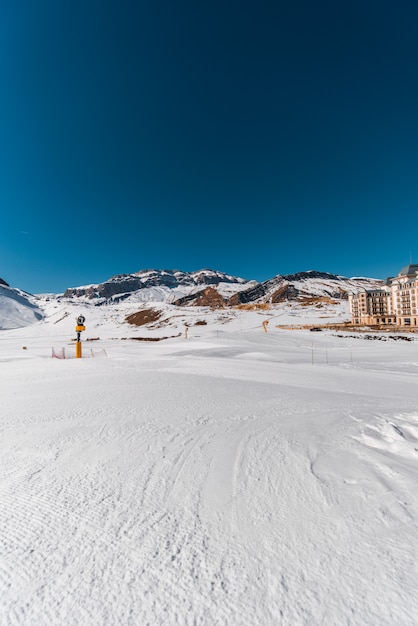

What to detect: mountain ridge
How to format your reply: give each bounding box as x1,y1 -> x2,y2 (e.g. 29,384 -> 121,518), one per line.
0,268 -> 383,329
63,268 -> 250,301
62,268 -> 382,304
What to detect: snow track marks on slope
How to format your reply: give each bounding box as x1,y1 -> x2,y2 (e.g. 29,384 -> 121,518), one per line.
1,343 -> 418,624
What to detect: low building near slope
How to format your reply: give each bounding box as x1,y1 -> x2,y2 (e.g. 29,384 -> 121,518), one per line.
349,264 -> 418,328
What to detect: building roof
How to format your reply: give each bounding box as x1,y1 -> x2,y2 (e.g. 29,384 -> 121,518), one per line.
366,289 -> 391,295
398,264 -> 418,277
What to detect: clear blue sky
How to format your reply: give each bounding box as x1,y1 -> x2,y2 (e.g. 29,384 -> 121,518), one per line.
1,1 -> 417,293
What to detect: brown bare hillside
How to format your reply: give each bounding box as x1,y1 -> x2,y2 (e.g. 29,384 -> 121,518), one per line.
126,309 -> 162,326
299,296 -> 340,307
235,303 -> 270,311
174,287 -> 226,308
271,285 -> 298,303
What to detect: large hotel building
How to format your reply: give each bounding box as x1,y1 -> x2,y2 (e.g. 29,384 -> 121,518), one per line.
348,264 -> 418,328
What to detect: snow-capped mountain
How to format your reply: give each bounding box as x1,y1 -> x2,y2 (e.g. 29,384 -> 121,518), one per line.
0,282 -> 43,329
63,269 -> 251,303
0,268 -> 383,330
173,271 -> 382,307
227,271 -> 382,305
62,268 -> 382,307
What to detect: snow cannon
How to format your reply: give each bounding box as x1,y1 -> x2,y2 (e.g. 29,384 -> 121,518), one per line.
75,315 -> 86,358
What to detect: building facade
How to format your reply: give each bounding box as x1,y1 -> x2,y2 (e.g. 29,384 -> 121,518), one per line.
348,264 -> 418,327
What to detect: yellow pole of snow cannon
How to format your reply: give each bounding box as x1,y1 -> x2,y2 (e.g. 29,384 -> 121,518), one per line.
263,320 -> 269,333
75,315 -> 86,358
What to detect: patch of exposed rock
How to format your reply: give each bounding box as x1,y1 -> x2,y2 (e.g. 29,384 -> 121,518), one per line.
228,271 -> 382,305
174,287 -> 226,308
64,269 -> 249,300
270,285 -> 299,303
126,309 -> 162,326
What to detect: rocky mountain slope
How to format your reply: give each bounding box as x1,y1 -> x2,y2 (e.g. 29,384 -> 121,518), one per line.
173,271 -> 382,308
62,268 -> 382,308
63,269 -> 250,302
0,268 -> 383,329
228,271 -> 382,305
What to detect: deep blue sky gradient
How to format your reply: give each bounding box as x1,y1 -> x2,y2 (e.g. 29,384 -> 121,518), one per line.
1,1 -> 418,293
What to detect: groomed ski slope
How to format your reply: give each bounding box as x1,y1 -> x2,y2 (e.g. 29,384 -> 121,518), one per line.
1,312 -> 418,625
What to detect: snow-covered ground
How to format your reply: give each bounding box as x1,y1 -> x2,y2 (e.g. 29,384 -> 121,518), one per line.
1,302 -> 418,625
0,285 -> 43,330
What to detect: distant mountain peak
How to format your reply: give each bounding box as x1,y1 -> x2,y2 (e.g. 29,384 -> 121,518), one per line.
227,271 -> 382,306
1,267 -> 385,329
283,270 -> 341,281
63,268 -> 250,302
61,267 -> 383,306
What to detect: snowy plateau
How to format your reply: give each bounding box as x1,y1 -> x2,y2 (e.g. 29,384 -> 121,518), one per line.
1,269 -> 418,625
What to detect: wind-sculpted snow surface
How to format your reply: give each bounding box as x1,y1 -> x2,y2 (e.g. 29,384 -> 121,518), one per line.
1,323 -> 418,625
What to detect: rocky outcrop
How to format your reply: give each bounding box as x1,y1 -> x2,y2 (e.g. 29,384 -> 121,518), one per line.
126,309 -> 162,326
174,287 -> 226,308
227,282 -> 270,306
228,271 -> 382,306
63,268 -> 382,308
271,285 -> 299,303
64,269 -> 249,300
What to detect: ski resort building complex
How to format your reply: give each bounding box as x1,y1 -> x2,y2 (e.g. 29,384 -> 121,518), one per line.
348,264 -> 418,327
